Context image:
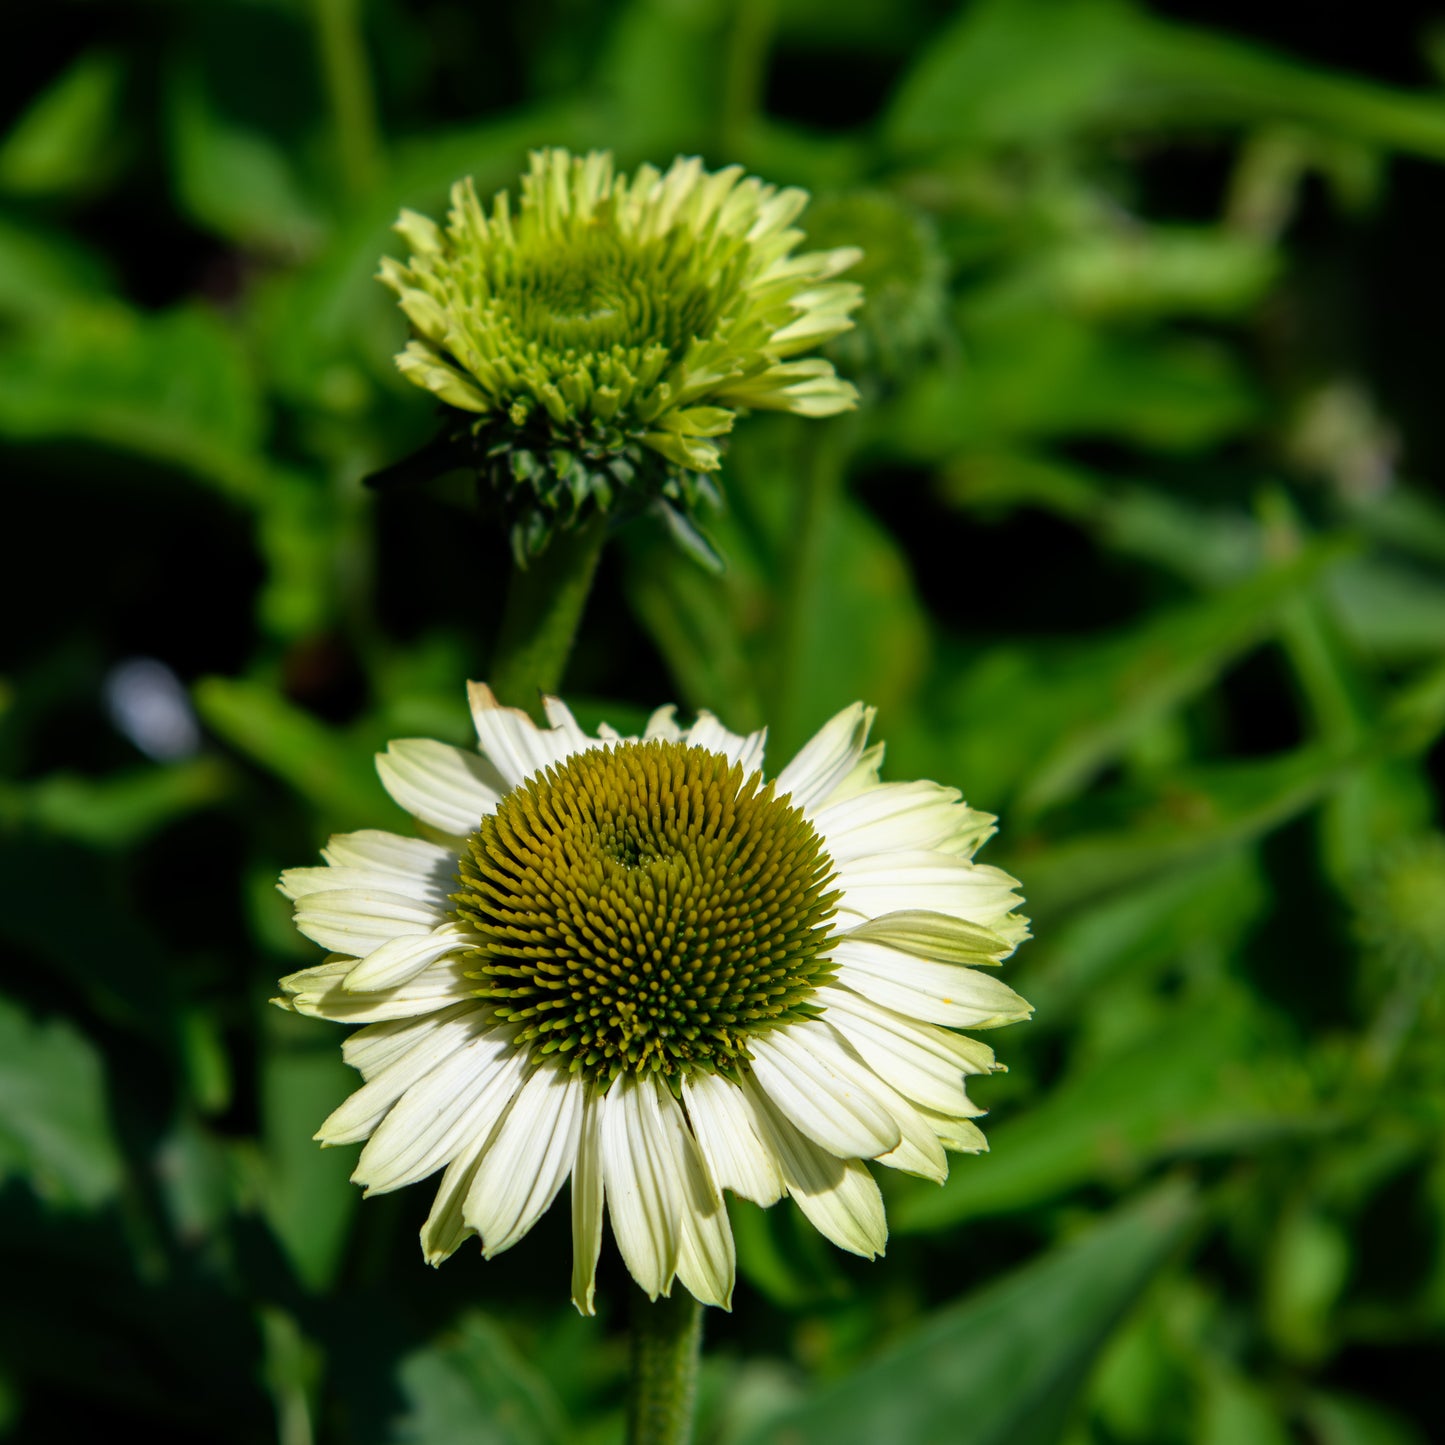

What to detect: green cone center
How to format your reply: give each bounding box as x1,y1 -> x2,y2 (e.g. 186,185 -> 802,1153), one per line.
451,738 -> 839,1084
486,229 -> 728,364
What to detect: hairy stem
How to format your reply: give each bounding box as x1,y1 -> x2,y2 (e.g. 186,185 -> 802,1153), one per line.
490,517 -> 608,715
627,1286 -> 704,1445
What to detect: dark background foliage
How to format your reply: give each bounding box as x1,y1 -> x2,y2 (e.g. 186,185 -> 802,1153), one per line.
3,1 -> 1445,1441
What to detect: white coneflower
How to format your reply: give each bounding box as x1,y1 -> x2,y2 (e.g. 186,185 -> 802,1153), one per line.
276,685 -> 1030,1313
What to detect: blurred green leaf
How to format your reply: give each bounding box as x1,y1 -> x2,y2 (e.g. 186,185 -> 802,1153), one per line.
391,1312 -> 570,1445
1197,1369 -> 1293,1445
1014,540 -> 1348,817
1019,849 -> 1266,1021
0,51 -> 126,198
1264,1207 -> 1350,1363
888,0 -> 1445,158
168,62 -> 327,254
885,322 -> 1259,459
1018,749 -> 1334,916
0,214 -> 112,325
259,1007 -> 358,1293
735,1183 -> 1197,1445
1303,1392 -> 1428,1445
0,303 -> 267,501
193,676 -> 385,825
0,758 -> 232,849
0,994 -> 123,1209
894,997 -> 1318,1233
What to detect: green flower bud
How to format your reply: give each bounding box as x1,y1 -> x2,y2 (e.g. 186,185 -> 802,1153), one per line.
378,148 -> 862,563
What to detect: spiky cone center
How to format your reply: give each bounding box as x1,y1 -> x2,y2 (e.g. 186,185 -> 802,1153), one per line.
451,740 -> 840,1085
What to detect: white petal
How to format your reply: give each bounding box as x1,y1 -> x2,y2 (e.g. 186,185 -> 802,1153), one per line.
279,863 -> 449,910
317,1006 -> 493,1145
353,1034 -> 526,1194
684,712 -> 767,776
811,781 -> 969,865
916,1105 -> 989,1153
343,920 -> 478,992
571,1087 -> 606,1315
867,1074 -> 950,1184
817,986 -> 995,1114
824,741 -> 886,805
464,1065 -> 585,1257
748,1023 -> 900,1159
834,852 -> 1023,930
377,738 -> 505,835
540,694 -> 592,747
744,1079 -> 887,1257
776,703 -> 874,811
292,887 -> 442,956
842,909 -> 1017,965
467,681 -> 579,787
654,1089 -> 735,1309
832,938 -> 1032,1029
282,955 -> 474,1024
642,705 -> 683,741
323,829 -> 458,882
681,1071 -> 785,1206
420,1131 -> 485,1265
599,1075 -> 680,1299
340,1001 -> 479,1080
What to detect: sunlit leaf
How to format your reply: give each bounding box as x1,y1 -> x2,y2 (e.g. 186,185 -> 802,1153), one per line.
734,1183 -> 1197,1445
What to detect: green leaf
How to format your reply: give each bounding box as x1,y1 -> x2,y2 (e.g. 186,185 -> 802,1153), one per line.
888,0 -> 1445,158
1302,1392 -> 1428,1445
0,213 -> 112,325
1198,1370 -> 1293,1445
0,51 -> 126,198
0,758 -> 233,850
0,994 -> 124,1209
391,1312 -> 570,1445
1012,540 -> 1349,818
734,1183 -> 1197,1445
0,303 -> 267,501
884,322 -> 1259,458
168,62 -> 327,253
893,997 -> 1318,1234
193,676 -> 386,827
258,1006 -> 359,1293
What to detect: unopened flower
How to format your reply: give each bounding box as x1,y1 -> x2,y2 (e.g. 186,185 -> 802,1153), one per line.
276,686 -> 1030,1312
378,149 -> 862,562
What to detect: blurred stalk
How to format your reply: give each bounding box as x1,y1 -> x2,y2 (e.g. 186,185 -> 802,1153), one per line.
313,0 -> 382,201
719,0 -> 774,155
490,518 -> 608,716
773,416 -> 852,754
627,1286 -> 702,1445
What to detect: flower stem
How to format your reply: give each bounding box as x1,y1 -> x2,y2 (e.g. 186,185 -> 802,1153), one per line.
627,1286 -> 704,1445
313,0 -> 382,201
773,415 -> 853,755
489,517 -> 609,715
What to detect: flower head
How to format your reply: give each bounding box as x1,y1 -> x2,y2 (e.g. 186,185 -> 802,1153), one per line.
276,686 -> 1030,1312
378,149 -> 862,561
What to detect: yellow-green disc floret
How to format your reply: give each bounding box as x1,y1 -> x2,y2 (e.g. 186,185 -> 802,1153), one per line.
451,739 -> 840,1085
